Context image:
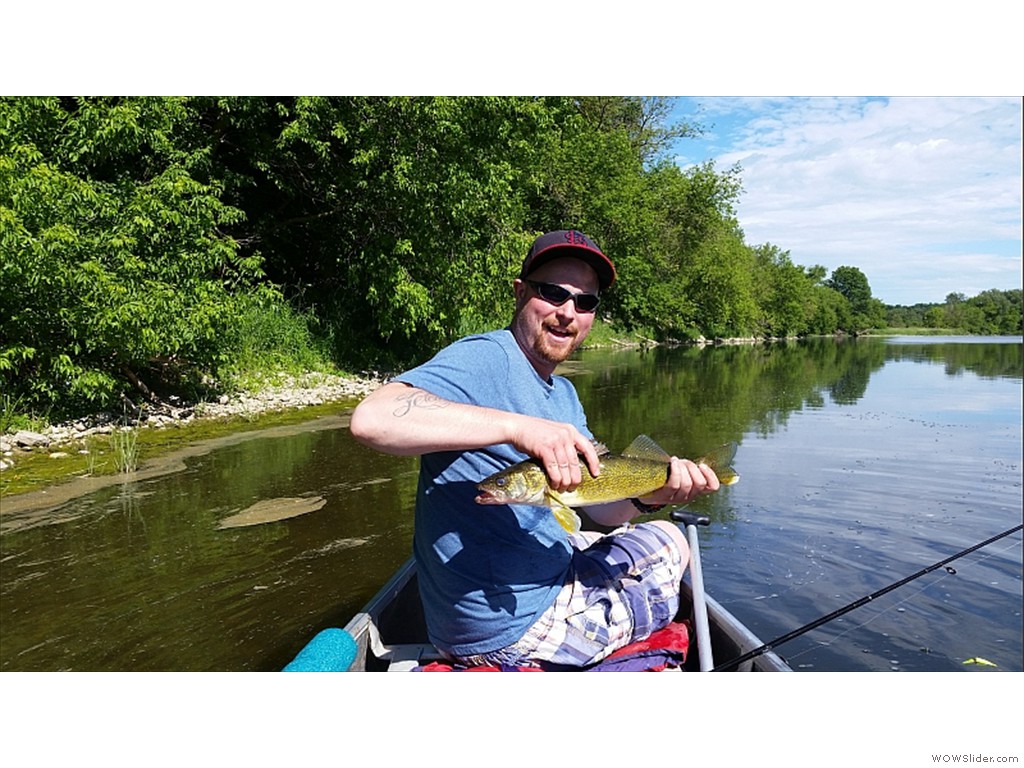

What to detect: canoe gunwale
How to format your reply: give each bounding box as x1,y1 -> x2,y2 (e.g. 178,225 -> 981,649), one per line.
684,581 -> 792,672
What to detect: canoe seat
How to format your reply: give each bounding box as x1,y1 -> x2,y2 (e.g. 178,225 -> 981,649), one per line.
383,643 -> 444,672
367,619 -> 445,671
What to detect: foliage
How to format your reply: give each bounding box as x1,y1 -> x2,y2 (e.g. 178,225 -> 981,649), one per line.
198,96 -> 553,367
2,95 -> 1017,427
0,97 -> 280,417
213,288 -> 335,392
827,265 -> 887,331
888,289 -> 1022,334
751,244 -> 812,337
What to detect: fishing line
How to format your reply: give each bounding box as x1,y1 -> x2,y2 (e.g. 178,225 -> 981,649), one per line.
712,523 -> 1024,672
781,537 -> 1022,665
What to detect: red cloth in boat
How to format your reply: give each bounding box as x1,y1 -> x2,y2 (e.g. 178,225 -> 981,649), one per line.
416,620 -> 691,672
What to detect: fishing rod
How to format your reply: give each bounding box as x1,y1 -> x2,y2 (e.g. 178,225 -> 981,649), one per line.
711,522 -> 1024,672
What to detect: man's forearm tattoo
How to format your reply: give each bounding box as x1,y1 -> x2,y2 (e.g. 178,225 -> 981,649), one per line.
392,391 -> 450,417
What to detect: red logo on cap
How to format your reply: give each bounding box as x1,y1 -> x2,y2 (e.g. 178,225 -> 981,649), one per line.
565,230 -> 586,246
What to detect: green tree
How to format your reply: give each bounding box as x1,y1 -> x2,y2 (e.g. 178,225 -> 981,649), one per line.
808,286 -> 851,334
923,306 -> 947,328
622,160 -> 748,338
751,243 -> 815,337
827,265 -> 884,331
1,97 -> 266,414
828,266 -> 871,312
683,229 -> 758,338
573,97 -> 701,167
185,96 -> 557,366
966,289 -> 1023,334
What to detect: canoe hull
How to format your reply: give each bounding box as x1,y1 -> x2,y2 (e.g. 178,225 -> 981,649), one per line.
335,557 -> 792,672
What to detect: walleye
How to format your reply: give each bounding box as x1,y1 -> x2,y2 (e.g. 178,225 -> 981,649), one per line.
475,435 -> 739,534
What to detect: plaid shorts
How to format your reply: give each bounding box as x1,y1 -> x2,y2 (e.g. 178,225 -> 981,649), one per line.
456,523 -> 685,668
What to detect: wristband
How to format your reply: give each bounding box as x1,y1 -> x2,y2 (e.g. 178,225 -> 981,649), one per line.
630,498 -> 665,515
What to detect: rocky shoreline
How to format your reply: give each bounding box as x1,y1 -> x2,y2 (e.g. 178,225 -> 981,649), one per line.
0,372 -> 383,471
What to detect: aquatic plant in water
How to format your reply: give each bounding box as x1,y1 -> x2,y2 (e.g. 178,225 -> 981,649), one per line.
111,426 -> 140,473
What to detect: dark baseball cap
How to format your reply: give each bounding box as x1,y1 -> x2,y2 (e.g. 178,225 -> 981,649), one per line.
520,230 -> 616,289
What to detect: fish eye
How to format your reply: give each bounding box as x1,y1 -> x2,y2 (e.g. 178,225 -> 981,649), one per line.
496,478 -> 507,487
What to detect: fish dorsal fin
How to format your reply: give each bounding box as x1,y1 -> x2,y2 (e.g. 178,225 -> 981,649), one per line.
621,434 -> 671,462
591,440 -> 612,458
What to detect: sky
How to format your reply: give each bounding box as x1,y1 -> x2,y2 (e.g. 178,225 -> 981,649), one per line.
666,97 -> 1022,307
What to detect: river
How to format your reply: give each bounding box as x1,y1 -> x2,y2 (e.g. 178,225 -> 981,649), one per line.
1,336 -> 1020,671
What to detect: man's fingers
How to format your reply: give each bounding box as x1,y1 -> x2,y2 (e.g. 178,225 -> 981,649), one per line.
519,421 -> 601,492
553,448 -> 575,490
698,461 -> 721,492
576,438 -> 602,479
541,448 -> 574,492
639,457 -> 723,506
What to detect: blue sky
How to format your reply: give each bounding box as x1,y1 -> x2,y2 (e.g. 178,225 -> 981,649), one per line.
665,97 -> 1022,307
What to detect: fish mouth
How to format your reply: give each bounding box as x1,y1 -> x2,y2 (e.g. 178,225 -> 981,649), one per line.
475,490 -> 500,505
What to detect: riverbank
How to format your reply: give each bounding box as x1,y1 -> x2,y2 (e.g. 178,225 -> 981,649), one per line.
0,328 -> 653,477
0,330 -> 886,495
0,372 -> 384,496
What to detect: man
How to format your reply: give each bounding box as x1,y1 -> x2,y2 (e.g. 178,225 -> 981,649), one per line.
350,229 -> 720,668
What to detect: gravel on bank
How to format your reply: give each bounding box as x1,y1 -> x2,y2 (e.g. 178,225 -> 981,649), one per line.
0,372 -> 383,468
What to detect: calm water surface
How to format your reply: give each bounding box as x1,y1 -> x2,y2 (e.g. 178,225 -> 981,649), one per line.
1,336 -> 1020,671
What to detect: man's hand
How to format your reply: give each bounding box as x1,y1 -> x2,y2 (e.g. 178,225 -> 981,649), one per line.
640,457 -> 720,507
510,418 -> 602,493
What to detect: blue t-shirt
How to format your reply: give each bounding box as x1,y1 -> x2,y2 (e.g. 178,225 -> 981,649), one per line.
395,328 -> 593,656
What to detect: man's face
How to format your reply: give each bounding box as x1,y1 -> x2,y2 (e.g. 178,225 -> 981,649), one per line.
511,257 -> 600,377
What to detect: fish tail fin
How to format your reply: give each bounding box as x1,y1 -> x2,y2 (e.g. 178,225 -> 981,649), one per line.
699,442 -> 740,486
715,467 -> 740,486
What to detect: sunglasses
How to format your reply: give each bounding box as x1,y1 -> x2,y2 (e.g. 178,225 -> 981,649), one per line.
525,280 -> 601,313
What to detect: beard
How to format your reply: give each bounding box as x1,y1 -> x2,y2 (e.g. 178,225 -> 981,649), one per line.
532,324 -> 581,364
512,312 -> 584,370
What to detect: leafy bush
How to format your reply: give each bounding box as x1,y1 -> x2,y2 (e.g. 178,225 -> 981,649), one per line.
1,97 -> 263,418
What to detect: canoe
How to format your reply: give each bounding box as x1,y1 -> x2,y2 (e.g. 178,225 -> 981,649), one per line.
285,553 -> 793,672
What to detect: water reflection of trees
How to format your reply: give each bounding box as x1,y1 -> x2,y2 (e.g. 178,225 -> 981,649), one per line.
571,337 -> 1020,450
883,339 -> 1023,380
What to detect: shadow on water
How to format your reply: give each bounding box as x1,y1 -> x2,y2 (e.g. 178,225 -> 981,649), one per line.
1,336 -> 1020,670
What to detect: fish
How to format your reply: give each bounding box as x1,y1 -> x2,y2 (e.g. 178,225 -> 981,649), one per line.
475,435 -> 739,534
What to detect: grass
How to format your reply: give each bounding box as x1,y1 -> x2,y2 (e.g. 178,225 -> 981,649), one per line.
0,394 -> 20,434
873,327 -> 962,336
582,318 -> 659,348
110,426 -> 140,473
215,296 -> 339,394
1,394 -> 50,435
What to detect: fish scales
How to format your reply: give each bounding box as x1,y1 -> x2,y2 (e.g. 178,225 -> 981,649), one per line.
550,456 -> 670,507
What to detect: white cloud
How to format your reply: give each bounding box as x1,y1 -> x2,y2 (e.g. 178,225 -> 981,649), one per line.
675,97 -> 1022,305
